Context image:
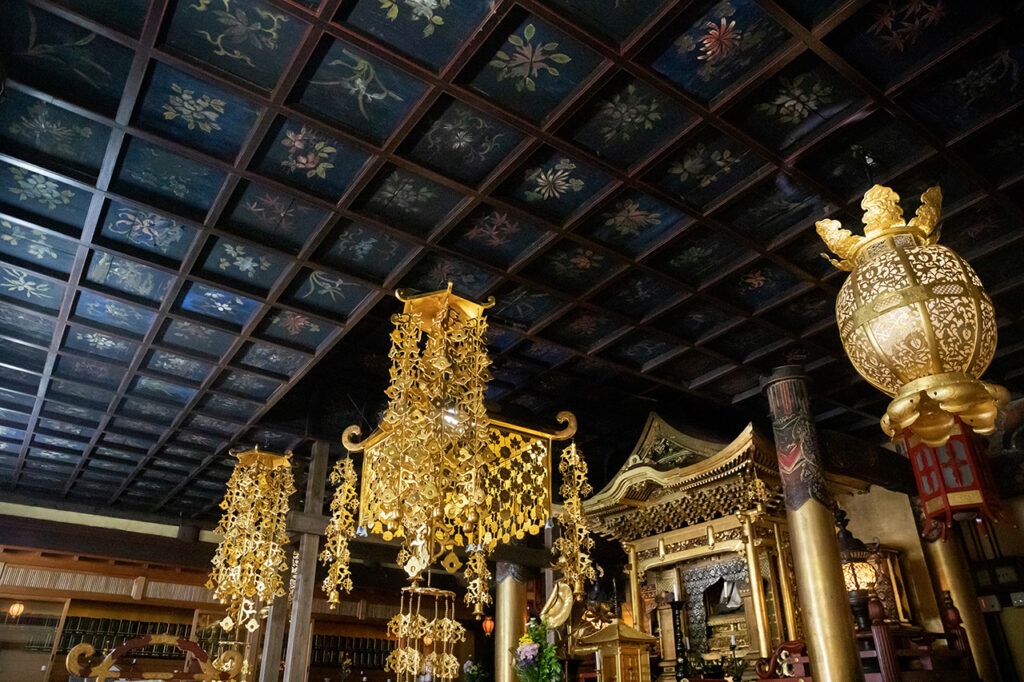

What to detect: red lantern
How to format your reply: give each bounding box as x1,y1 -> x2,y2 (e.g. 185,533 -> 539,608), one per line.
901,417 -> 1000,537
481,615 -> 494,637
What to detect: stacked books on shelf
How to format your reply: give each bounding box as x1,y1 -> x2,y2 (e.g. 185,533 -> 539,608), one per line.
310,635 -> 395,668
56,617 -> 190,658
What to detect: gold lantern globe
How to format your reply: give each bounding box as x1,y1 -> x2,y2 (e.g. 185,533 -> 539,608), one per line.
817,184 -> 1008,446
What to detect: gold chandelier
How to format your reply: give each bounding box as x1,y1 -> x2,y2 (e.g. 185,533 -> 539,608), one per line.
207,447 -> 295,632
320,284 -> 589,622
817,184 -> 1008,446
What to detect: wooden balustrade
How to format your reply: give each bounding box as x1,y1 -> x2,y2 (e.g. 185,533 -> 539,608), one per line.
753,599 -> 978,682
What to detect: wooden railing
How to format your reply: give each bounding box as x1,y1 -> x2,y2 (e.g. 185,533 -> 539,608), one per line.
754,598 -> 977,682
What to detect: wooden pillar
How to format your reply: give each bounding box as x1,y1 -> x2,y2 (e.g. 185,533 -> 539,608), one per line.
495,562 -> 528,682
282,440 -> 329,682
762,366 -> 864,682
923,529 -> 1000,681
259,594 -> 289,682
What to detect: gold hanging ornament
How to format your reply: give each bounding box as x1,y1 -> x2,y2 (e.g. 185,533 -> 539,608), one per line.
207,447 -> 295,633
816,184 -> 1008,446
323,284 -> 588,625
553,442 -> 601,599
387,585 -> 466,682
321,456 -> 359,606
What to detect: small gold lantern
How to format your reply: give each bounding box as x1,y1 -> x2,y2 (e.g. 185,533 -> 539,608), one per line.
581,621 -> 657,682
816,184 -> 1008,446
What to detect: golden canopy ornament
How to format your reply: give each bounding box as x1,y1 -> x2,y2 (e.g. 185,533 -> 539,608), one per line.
207,447 -> 294,633
816,184 -> 1008,446
321,284 -> 591,630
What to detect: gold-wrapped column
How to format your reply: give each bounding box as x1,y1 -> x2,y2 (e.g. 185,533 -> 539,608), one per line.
740,513 -> 771,658
772,522 -> 799,641
496,562 -> 528,682
627,543 -> 643,632
762,366 -> 864,682
922,530 -> 1000,681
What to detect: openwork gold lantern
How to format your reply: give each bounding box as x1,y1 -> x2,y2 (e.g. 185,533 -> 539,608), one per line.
817,184 -> 1008,446
322,284 -> 591,627
207,447 -> 295,632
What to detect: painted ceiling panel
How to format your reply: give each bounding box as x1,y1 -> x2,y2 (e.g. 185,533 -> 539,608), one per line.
0,0 -> 1019,520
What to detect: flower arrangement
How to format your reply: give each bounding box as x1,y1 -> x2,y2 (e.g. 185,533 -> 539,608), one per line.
513,619 -> 560,682
463,657 -> 488,682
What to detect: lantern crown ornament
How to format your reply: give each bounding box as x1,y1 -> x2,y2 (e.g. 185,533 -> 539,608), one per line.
817,184 -> 942,271
816,184 -> 1008,446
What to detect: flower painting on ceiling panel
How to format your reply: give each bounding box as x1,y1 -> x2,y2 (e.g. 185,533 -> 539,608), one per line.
648,0 -> 790,102
503,151 -> 612,222
180,283 -> 261,326
203,239 -> 286,291
900,39 -> 1024,138
0,265 -> 65,312
86,252 -> 176,302
572,79 -> 694,167
342,0 -> 494,70
63,325 -> 139,363
299,38 -> 427,144
217,369 -> 281,400
114,138 -> 226,219
715,261 -> 804,311
357,167 -> 464,236
489,285 -> 564,328
225,182 -> 325,252
291,269 -> 373,317
603,271 -> 679,319
100,201 -> 198,262
260,309 -> 331,348
470,17 -> 602,123
405,100 -> 526,185
129,376 -> 198,405
162,319 -> 236,357
2,2 -> 133,113
0,90 -> 110,176
317,222 -> 414,282
527,242 -> 619,294
402,254 -> 496,299
75,290 -> 157,335
0,220 -> 78,275
146,350 -> 214,383
829,0 -> 997,88
255,118 -> 372,200
2,164 -> 92,230
731,54 -> 864,151
447,208 -> 548,267
163,0 -> 308,90
238,342 -> 309,377
135,62 -> 261,161
0,302 -> 56,345
652,127 -> 765,210
541,310 -> 626,351
583,192 -> 683,257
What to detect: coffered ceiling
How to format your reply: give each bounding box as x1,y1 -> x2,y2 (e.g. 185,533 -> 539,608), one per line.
0,0 -> 1021,521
